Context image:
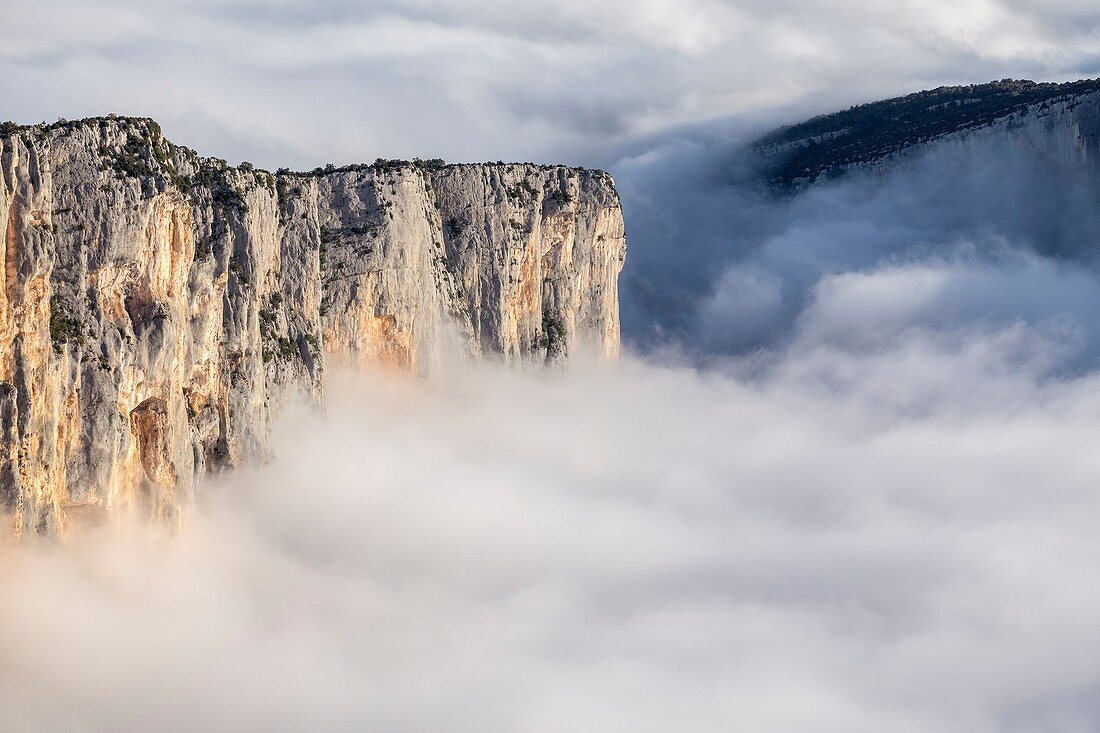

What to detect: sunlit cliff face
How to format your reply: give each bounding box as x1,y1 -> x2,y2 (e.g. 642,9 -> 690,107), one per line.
0,120 -> 626,535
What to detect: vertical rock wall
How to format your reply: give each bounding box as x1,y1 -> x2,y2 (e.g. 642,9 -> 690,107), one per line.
0,117 -> 626,534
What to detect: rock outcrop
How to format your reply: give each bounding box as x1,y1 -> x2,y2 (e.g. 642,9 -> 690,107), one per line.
0,117 -> 626,534
756,78 -> 1100,188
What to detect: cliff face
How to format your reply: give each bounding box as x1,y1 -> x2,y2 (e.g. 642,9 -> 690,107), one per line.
0,117 -> 626,534
312,163 -> 624,370
757,78 -> 1100,188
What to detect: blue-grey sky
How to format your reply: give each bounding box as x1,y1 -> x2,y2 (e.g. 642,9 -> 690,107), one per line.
3,0 -> 1100,169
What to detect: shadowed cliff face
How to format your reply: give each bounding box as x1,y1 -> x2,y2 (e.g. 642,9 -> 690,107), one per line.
0,117 -> 626,534
755,78 -> 1100,189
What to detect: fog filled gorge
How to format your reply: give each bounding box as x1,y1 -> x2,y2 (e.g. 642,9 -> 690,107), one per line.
614,120 -> 1100,363
9,115 -> 1100,730
6,341 -> 1100,731
6,105 -> 1100,729
10,19 -> 1100,728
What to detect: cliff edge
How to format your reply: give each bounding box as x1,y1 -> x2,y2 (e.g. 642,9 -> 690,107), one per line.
756,78 -> 1100,188
0,117 -> 626,533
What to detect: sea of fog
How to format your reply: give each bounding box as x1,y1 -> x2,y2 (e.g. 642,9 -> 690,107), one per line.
5,131 -> 1100,732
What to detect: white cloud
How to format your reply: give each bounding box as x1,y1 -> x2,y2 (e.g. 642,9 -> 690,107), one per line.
1,0 -> 1097,167
5,336 -> 1100,730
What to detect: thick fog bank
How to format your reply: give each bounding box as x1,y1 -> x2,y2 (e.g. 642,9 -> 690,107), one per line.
614,125 -> 1100,366
4,330 -> 1100,731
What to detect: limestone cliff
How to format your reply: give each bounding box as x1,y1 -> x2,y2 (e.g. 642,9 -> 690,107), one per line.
0,117 -> 626,534
757,78 -> 1100,188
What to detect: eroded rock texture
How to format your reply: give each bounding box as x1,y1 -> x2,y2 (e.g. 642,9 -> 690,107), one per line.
0,117 -> 626,533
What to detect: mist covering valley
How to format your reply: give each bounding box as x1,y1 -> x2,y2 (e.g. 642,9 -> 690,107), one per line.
5,342 -> 1100,731
6,2 -> 1100,729
5,97 -> 1100,730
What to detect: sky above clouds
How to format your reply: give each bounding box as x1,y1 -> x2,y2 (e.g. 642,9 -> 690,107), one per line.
2,0 -> 1099,168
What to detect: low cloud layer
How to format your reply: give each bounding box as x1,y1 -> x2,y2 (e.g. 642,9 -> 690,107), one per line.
615,116 -> 1100,362
5,330 -> 1100,730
